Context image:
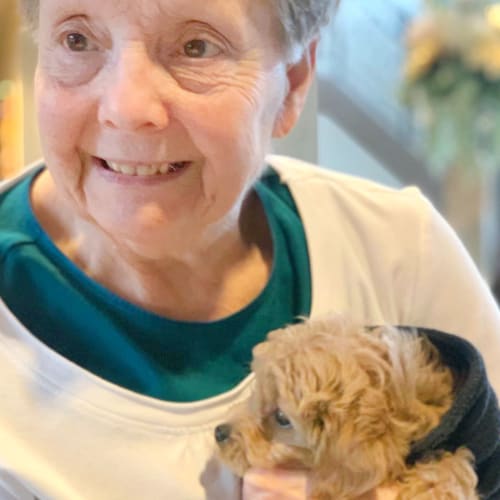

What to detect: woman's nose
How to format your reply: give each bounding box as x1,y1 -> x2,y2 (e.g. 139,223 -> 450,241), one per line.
98,47 -> 169,132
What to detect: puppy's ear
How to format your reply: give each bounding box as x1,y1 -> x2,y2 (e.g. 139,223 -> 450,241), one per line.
300,394 -> 343,433
251,327 -> 287,362
251,339 -> 274,361
303,398 -> 326,423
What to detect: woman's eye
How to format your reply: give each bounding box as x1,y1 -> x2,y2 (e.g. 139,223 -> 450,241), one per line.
64,32 -> 94,52
274,409 -> 292,429
183,39 -> 221,58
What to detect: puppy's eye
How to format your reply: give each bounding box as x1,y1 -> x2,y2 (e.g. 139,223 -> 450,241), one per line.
274,409 -> 292,428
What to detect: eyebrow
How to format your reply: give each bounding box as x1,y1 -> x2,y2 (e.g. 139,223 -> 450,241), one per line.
45,0 -> 252,51
151,1 -> 250,46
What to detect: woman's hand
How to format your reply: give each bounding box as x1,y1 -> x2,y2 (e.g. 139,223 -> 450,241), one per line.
242,468 -> 399,499
242,469 -> 308,499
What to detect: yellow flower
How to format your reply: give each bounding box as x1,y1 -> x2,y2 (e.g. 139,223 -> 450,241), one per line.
406,14 -> 440,47
486,4 -> 500,31
404,14 -> 445,81
464,34 -> 500,79
404,38 -> 444,81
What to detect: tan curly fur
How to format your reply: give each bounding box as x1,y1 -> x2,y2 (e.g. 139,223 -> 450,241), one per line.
215,316 -> 479,499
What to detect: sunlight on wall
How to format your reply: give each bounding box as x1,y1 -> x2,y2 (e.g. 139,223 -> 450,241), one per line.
0,0 -> 25,178
0,80 -> 24,176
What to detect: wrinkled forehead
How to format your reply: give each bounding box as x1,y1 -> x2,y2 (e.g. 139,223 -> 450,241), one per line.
38,0 -> 282,47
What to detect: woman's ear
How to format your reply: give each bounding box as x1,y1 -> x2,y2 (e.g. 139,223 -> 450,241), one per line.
272,39 -> 318,138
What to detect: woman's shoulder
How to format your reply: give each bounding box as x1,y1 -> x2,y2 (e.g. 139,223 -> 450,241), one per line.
266,154 -> 424,196
0,162 -> 44,252
265,154 -> 434,225
0,161 -> 44,195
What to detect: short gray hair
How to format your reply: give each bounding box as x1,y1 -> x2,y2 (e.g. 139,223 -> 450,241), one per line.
18,0 -> 337,58
276,0 -> 338,60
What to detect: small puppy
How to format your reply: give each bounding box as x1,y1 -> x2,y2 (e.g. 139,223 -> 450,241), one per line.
214,316 -> 478,499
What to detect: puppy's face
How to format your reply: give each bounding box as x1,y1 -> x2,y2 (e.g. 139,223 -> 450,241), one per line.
214,371 -> 315,477
215,318 -> 401,478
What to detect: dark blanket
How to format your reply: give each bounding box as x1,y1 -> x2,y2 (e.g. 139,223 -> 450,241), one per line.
404,328 -> 500,499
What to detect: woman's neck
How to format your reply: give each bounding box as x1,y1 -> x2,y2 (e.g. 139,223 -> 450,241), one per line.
31,169 -> 273,321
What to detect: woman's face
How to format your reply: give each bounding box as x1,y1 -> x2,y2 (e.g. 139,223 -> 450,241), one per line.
35,0 -> 306,255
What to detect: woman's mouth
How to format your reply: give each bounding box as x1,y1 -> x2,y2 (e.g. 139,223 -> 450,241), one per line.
97,157 -> 190,176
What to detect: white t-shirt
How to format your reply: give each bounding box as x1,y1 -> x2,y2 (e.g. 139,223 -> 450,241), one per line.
0,156 -> 498,499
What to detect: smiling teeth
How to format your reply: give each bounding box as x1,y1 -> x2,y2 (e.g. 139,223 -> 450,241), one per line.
106,161 -> 185,176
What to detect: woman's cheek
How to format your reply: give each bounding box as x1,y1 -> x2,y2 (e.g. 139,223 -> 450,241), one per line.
35,82 -> 91,181
169,60 -> 240,94
51,61 -> 101,87
38,44 -> 103,87
37,85 -> 80,140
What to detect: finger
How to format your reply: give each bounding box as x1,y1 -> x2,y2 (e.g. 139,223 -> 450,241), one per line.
242,468 -> 307,499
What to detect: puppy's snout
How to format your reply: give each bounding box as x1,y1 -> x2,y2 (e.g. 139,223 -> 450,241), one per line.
215,423 -> 232,445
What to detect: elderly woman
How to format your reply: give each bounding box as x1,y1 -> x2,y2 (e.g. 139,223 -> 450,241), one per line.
1,0 -> 499,498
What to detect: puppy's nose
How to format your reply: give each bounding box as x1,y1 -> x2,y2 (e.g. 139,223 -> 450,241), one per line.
214,423 -> 232,444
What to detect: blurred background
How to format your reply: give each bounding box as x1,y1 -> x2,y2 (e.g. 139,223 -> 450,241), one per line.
2,0 -> 500,295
